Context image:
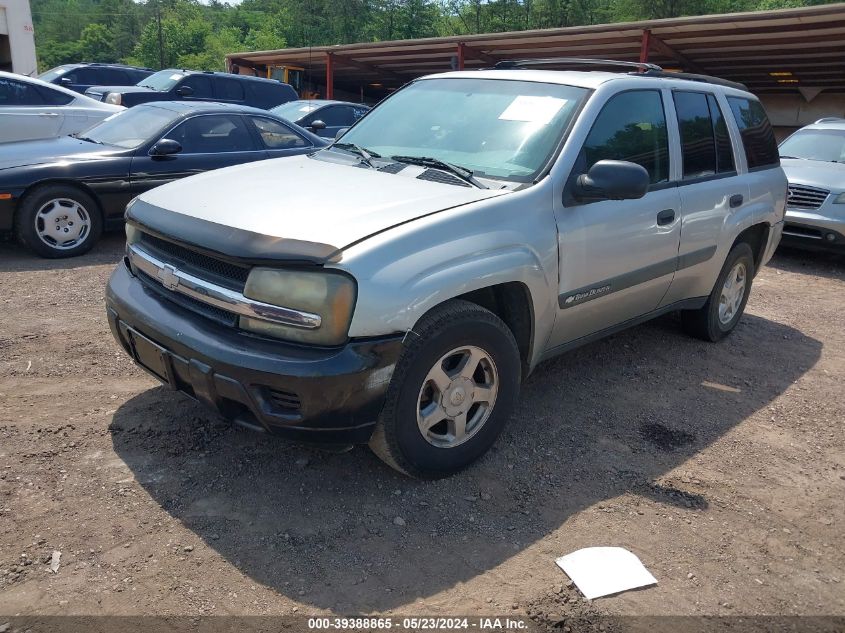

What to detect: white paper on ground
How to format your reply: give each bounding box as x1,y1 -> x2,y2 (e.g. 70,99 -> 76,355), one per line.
555,547 -> 657,600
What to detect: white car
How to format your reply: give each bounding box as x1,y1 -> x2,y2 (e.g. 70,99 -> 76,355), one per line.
0,71 -> 123,144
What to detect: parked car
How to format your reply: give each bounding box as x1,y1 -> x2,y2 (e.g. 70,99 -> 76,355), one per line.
0,101 -> 327,258
778,118 -> 845,252
0,70 -> 123,144
271,99 -> 370,138
106,65 -> 785,478
39,63 -> 153,95
84,69 -> 298,110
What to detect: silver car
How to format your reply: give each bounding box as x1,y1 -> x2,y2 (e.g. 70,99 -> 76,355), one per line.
106,64 -> 786,478
778,118 -> 845,252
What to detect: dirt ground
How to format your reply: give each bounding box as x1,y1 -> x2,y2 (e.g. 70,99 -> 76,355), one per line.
0,234 -> 843,628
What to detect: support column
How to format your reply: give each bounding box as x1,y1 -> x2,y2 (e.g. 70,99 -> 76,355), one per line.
326,52 -> 334,99
457,42 -> 466,71
639,29 -> 651,69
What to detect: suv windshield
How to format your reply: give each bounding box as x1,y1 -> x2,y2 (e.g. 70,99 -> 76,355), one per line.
138,70 -> 186,91
272,101 -> 320,121
337,78 -> 588,182
779,128 -> 845,163
39,66 -> 72,82
80,106 -> 179,148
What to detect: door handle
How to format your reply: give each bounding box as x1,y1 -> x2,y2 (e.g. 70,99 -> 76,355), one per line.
656,208 -> 676,226
730,194 -> 744,208
39,112 -> 59,117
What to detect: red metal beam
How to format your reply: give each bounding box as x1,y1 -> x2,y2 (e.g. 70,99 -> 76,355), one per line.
326,52 -> 334,99
639,28 -> 651,68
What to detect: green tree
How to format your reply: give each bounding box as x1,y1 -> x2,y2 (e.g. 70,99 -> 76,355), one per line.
79,23 -> 117,62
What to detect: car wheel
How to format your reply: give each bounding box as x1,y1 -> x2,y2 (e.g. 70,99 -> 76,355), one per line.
15,185 -> 102,258
682,242 -> 755,342
369,299 -> 521,479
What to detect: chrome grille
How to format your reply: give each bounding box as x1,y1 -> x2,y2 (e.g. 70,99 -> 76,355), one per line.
787,184 -> 829,210
139,233 -> 249,291
127,242 -> 321,330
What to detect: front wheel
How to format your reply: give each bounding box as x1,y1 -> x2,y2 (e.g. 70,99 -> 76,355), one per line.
15,185 -> 102,258
369,300 -> 521,479
682,242 -> 755,342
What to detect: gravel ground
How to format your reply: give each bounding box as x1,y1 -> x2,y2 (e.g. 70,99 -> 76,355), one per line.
0,234 -> 843,627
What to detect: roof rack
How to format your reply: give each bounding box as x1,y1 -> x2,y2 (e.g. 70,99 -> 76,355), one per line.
81,62 -> 153,70
636,69 -> 748,91
814,117 -> 845,124
493,57 -> 663,73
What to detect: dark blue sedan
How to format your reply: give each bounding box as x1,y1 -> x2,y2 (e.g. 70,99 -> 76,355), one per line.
0,101 -> 327,258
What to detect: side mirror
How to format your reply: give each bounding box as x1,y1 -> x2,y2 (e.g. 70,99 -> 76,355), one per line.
150,139 -> 182,156
573,160 -> 650,202
309,120 -> 327,131
335,127 -> 349,140
175,85 -> 194,98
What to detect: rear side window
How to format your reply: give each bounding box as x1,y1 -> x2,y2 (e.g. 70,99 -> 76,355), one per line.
246,82 -> 289,108
39,85 -> 75,106
708,95 -> 735,174
673,91 -> 736,178
97,68 -> 130,85
214,78 -> 245,102
581,90 -> 669,185
673,92 -> 716,178
727,97 -> 779,170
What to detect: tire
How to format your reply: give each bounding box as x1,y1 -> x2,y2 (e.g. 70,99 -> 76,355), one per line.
15,185 -> 102,258
681,242 -> 755,342
369,299 -> 521,479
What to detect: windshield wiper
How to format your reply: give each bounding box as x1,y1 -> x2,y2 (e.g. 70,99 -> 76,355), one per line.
779,155 -> 800,160
390,155 -> 488,189
71,134 -> 102,144
331,142 -> 380,168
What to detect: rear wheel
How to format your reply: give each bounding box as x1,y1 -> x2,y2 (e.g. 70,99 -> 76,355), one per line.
682,242 -> 755,342
369,300 -> 521,479
15,185 -> 102,258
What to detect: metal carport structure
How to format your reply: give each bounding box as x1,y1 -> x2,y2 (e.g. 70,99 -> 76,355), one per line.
227,3 -> 845,134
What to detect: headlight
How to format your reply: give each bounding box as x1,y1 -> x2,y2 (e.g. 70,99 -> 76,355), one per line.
834,193 -> 845,204
240,268 -> 356,346
105,93 -> 122,105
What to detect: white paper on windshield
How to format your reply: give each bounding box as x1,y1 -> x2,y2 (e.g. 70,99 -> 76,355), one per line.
499,95 -> 568,125
170,73 -> 183,80
555,547 -> 657,600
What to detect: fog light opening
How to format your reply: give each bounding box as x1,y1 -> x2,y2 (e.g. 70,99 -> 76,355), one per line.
826,233 -> 836,242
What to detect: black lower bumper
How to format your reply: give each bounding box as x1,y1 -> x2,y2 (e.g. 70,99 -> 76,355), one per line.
106,259 -> 404,443
781,222 -> 845,253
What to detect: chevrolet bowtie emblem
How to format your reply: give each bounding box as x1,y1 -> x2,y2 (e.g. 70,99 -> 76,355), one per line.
158,264 -> 180,291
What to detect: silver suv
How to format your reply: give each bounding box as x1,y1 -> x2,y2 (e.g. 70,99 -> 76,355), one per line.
106,63 -> 786,478
778,118 -> 845,252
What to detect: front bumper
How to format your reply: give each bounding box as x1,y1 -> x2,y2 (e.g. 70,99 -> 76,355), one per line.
106,259 -> 404,443
782,207 -> 845,252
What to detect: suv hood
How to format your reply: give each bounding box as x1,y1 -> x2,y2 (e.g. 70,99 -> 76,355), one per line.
781,157 -> 845,190
132,154 -> 509,262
